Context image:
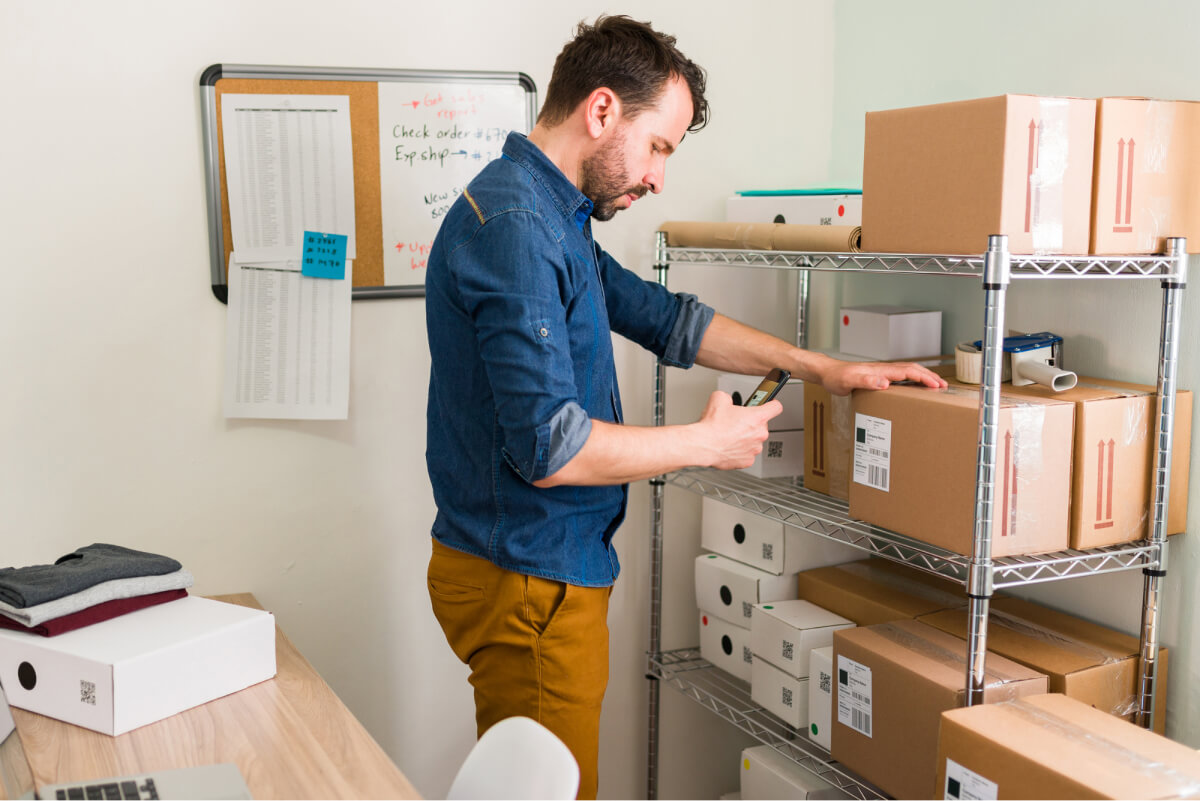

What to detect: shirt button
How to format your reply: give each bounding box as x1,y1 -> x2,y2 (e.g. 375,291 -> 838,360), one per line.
539,327 -> 549,337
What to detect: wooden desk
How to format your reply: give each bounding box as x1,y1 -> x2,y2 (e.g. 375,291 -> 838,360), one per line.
12,594 -> 421,800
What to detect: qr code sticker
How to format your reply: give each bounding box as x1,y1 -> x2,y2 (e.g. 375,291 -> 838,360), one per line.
761,543 -> 774,562
820,670 -> 831,694
742,601 -> 753,619
80,680 -> 96,706
743,646 -> 753,664
782,686 -> 793,708
767,441 -> 784,459
782,639 -> 794,661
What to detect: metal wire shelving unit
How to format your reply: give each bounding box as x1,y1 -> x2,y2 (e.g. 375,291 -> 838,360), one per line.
644,233 -> 1188,799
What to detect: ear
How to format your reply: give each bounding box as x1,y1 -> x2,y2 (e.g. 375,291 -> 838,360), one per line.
583,87 -> 622,139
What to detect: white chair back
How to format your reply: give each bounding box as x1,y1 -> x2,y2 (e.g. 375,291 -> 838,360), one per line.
446,716 -> 580,800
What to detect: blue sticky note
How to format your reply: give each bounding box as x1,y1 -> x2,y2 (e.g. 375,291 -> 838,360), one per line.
301,231 -> 348,279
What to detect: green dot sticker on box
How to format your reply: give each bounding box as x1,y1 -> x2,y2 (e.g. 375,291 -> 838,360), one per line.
811,723 -> 818,736
302,231 -> 348,279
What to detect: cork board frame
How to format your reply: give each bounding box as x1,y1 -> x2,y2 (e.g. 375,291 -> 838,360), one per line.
199,64 -> 537,302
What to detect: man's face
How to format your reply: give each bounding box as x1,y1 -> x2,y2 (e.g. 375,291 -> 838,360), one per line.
580,76 -> 693,221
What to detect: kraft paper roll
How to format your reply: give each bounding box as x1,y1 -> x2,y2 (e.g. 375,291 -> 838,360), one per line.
658,221 -> 862,252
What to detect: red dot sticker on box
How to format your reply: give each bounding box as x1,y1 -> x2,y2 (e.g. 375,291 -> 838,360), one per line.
702,615 -> 708,626
843,315 -> 850,326
838,204 -> 845,217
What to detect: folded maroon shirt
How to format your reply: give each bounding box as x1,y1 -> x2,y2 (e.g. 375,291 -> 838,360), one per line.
0,588 -> 188,636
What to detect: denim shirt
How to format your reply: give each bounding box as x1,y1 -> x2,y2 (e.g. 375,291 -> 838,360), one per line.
425,132 -> 714,586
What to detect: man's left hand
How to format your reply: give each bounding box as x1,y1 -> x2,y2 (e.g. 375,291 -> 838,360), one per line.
821,360 -> 948,396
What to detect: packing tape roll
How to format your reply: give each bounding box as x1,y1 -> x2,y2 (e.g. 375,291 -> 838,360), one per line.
955,341 -> 982,384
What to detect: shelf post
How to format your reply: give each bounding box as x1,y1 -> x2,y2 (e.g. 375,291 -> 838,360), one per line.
646,230 -> 669,799
966,235 -> 1010,706
796,270 -> 812,350
1136,237 -> 1187,729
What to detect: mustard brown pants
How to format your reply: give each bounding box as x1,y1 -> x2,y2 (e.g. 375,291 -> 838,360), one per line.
427,539 -> 611,800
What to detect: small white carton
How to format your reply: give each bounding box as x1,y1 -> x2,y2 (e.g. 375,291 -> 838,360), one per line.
726,193 -> 863,227
740,744 -> 852,800
750,600 -> 855,679
699,611 -> 753,682
701,497 -> 861,576
808,645 -> 835,749
743,430 -> 805,479
0,596 -> 276,735
838,305 -> 942,361
695,554 -> 798,628
751,655 -> 810,729
717,373 -> 805,431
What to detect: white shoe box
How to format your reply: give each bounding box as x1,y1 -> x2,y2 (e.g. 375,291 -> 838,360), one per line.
701,497 -> 861,576
743,430 -> 805,479
717,373 -> 805,431
750,600 -> 854,679
695,554 -> 798,628
837,305 -> 942,361
699,611 -> 753,682
740,744 -> 851,800
808,645 -> 834,749
726,194 -> 862,227
0,596 -> 276,735
751,655 -> 810,729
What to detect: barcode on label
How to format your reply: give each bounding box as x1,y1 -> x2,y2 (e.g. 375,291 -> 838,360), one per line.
851,708 -> 872,736
867,465 -> 889,491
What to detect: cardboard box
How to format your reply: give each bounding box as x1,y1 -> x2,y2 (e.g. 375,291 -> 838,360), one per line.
718,372 -> 805,430
918,595 -> 1169,734
751,656 -> 810,729
726,192 -> 863,227
796,558 -> 966,626
699,610 -> 754,681
0,597 -> 276,735
808,645 -> 834,749
740,430 -> 803,478
803,381 -> 854,500
831,620 -> 1047,801
987,377 -> 1192,548
701,496 -> 861,575
750,600 -> 855,679
740,744 -> 850,800
848,384 -> 1074,557
838,306 -> 942,361
862,94 -> 1097,255
1091,98 -> 1200,254
936,693 -> 1200,799
695,554 -> 798,629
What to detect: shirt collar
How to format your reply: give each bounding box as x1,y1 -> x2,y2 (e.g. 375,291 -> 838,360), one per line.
502,132 -> 593,233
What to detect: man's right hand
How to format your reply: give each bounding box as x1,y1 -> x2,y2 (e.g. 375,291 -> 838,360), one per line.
693,391 -> 782,470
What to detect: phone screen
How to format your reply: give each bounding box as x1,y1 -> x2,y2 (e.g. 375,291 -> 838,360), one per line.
744,383 -> 780,407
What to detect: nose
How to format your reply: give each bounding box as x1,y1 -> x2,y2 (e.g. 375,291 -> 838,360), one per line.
645,164 -> 664,194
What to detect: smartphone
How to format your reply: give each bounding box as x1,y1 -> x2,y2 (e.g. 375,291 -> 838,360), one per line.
742,368 -> 791,407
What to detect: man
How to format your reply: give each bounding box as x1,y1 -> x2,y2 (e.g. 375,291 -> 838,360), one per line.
424,15 -> 945,798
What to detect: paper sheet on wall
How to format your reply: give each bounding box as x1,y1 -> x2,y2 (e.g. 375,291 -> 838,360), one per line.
223,256 -> 352,420
221,93 -> 356,264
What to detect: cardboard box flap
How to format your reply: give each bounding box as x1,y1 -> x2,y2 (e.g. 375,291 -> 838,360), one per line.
841,620 -> 1043,695
939,694 -> 1200,798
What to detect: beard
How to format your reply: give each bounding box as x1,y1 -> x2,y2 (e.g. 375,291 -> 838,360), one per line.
580,129 -> 648,222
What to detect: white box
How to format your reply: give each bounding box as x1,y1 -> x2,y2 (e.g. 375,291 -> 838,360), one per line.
695,554 -> 798,628
701,497 -> 861,576
808,646 -> 834,749
750,600 -> 855,679
717,372 -> 805,430
740,744 -> 852,800
743,429 -> 804,478
751,655 -> 810,728
726,194 -> 862,227
699,611 -> 753,681
837,305 -> 942,361
0,597 -> 276,735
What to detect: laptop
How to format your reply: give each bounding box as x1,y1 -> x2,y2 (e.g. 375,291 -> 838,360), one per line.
0,678 -> 252,800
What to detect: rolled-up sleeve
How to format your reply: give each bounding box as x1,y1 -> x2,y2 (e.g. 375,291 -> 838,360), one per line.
596,243 -> 715,367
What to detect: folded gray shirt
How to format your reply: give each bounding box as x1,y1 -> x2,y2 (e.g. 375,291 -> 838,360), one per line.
0,544 -> 183,608
0,569 -> 195,627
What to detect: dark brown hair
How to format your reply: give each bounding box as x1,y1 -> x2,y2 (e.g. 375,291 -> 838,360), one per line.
538,15 -> 709,133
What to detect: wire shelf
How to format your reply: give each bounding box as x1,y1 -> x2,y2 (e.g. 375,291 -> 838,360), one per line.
660,247 -> 1183,280
665,468 -> 1160,589
648,648 -> 888,799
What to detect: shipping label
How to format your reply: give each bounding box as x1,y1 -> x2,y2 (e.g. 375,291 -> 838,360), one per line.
944,758 -> 999,800
836,654 -> 872,737
853,414 -> 891,491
